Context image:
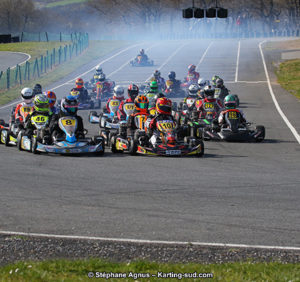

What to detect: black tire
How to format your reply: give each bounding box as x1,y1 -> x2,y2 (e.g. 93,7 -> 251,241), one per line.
0,119 -> 5,126
129,138 -> 137,155
31,136 -> 40,154
196,140 -> 205,157
4,131 -> 10,147
92,136 -> 105,156
17,131 -> 24,151
110,134 -> 118,153
255,125 -> 265,142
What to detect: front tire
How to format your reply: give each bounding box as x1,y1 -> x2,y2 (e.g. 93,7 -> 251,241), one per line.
255,125 -> 265,142
31,136 -> 40,154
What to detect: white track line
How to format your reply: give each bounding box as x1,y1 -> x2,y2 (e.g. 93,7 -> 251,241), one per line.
0,43 -> 143,110
259,40 -> 300,144
145,43 -> 188,82
196,41 -> 213,69
0,231 -> 299,250
7,52 -> 31,69
235,40 -> 241,82
227,81 -> 267,84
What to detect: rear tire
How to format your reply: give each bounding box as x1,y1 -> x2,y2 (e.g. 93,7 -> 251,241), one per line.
17,131 -> 24,151
31,136 -> 40,154
196,140 -> 205,157
4,131 -> 10,147
255,125 -> 265,142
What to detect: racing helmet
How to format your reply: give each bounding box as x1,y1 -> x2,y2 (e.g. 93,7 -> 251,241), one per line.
154,92 -> 165,102
188,64 -> 196,73
216,78 -> 224,88
153,70 -> 160,79
75,78 -> 84,89
34,94 -> 49,113
198,78 -> 209,88
224,95 -> 237,109
134,94 -> 149,113
21,87 -> 34,104
33,84 -> 42,96
70,88 -> 80,98
168,71 -> 176,80
98,74 -> 106,81
45,91 -> 57,108
113,85 -> 124,98
211,75 -> 220,86
204,85 -> 215,99
61,96 -> 79,115
127,84 -> 139,100
156,97 -> 172,115
139,49 -> 145,55
95,65 -> 103,74
188,84 -> 199,97
150,81 -> 158,92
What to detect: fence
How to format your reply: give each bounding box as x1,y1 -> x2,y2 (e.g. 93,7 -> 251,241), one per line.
0,33 -> 89,91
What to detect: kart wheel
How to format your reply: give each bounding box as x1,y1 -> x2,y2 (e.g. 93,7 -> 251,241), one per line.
31,137 -> 40,154
129,138 -> 137,156
196,140 -> 205,157
110,135 -> 118,153
17,131 -> 24,151
255,125 -> 265,142
0,119 -> 5,126
4,131 -> 10,147
92,136 -> 105,156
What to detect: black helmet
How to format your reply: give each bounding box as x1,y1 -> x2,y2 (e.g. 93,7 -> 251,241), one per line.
168,71 -> 176,80
33,83 -> 42,95
216,78 -> 224,88
154,92 -> 165,101
127,84 -> 139,100
204,86 -> 215,99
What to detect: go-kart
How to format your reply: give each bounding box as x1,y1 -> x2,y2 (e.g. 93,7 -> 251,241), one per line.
0,105 -> 31,146
164,80 -> 186,98
130,55 -> 154,67
18,115 -> 104,155
202,111 -> 265,142
112,119 -> 204,157
93,80 -> 115,102
0,119 -> 10,143
181,74 -> 198,90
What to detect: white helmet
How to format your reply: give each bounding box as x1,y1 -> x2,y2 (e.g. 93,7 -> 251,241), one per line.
95,65 -> 103,74
188,83 -> 199,96
198,78 -> 209,88
21,87 -> 33,104
113,85 -> 124,98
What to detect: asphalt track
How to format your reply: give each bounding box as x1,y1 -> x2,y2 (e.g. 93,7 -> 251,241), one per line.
0,51 -> 30,72
0,39 -> 299,248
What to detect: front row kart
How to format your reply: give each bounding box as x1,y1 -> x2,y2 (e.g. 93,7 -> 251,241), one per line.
18,116 -> 104,155
130,56 -> 154,67
201,112 -> 265,142
111,118 -> 204,157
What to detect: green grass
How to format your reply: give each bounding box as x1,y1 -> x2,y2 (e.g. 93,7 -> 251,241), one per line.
46,0 -> 89,8
0,40 -> 129,105
0,259 -> 299,281
276,59 -> 300,99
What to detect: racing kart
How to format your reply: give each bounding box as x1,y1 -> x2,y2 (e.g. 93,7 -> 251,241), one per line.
89,99 -> 135,146
130,55 -> 154,67
181,74 -> 198,90
164,80 -> 186,98
202,111 -> 265,142
18,115 -> 104,155
0,105 -> 31,146
112,118 -> 204,157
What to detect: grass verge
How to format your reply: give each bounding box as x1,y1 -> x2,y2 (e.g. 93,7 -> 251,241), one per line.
46,0 -> 89,8
0,259 -> 299,281
276,59 -> 300,99
0,40 -> 129,105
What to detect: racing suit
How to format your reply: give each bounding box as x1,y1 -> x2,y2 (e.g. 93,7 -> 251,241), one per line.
14,101 -> 34,123
150,77 -> 166,91
72,87 -> 89,103
96,80 -> 113,99
218,109 -> 247,127
137,53 -> 148,63
165,79 -> 181,93
126,110 -> 149,136
49,111 -> 84,138
117,98 -> 135,121
184,71 -> 200,83
196,97 -> 223,119
105,96 -> 125,114
215,85 -> 229,102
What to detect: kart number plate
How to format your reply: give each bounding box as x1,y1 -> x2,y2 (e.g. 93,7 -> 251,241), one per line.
166,150 -> 181,155
97,83 -> 103,88
125,104 -> 134,110
110,101 -> 120,107
205,103 -> 214,110
32,115 -> 49,123
228,111 -> 238,119
61,119 -> 76,126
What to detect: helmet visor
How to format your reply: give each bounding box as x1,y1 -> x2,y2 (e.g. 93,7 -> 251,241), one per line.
139,102 -> 148,109
158,105 -> 171,113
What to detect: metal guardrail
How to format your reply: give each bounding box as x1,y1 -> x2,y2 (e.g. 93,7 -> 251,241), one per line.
0,33 -> 89,91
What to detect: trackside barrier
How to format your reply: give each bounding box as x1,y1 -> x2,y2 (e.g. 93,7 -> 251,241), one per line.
0,32 -> 89,91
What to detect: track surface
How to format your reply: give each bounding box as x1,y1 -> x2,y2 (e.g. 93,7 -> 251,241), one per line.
0,51 -> 30,72
0,39 -> 299,247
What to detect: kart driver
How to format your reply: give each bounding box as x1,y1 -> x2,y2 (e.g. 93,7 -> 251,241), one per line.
45,91 -> 57,114
136,49 -> 148,63
117,84 -> 139,121
105,85 -> 125,114
184,64 -> 200,82
150,70 -> 165,90
218,95 -> 247,126
14,88 -> 34,124
166,71 -> 181,91
71,78 -> 89,103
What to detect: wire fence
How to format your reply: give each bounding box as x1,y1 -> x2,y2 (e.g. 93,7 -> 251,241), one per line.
0,32 -> 89,91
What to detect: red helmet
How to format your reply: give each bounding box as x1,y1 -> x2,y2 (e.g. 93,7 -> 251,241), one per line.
128,84 -> 139,100
188,64 -> 196,73
45,91 -> 56,107
75,78 -> 84,89
156,97 -> 172,115
134,94 -> 148,113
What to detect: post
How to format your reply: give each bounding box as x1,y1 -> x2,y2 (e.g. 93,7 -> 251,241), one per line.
19,65 -> 22,85
60,32 -> 62,42
7,67 -> 10,89
45,32 -> 49,42
41,55 -> 43,73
